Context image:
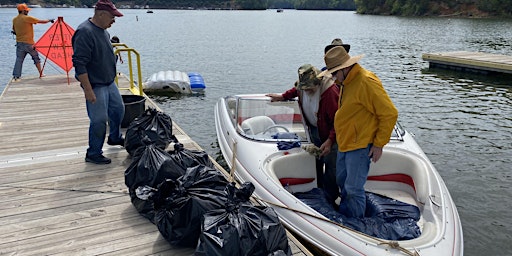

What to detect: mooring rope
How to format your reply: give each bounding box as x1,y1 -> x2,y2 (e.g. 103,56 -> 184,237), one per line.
228,140 -> 237,183
254,197 -> 420,256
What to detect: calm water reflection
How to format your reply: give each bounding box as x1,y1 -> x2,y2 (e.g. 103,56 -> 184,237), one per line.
1,8 -> 511,255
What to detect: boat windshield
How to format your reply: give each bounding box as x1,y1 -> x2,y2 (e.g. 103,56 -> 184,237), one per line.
233,96 -> 308,142
225,95 -> 405,142
391,121 -> 406,141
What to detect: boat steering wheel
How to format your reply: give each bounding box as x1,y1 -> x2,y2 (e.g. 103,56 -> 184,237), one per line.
262,125 -> 290,134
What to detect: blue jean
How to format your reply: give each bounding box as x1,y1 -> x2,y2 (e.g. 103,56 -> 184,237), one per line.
309,126 -> 339,205
336,144 -> 371,218
13,42 -> 40,78
85,82 -> 125,157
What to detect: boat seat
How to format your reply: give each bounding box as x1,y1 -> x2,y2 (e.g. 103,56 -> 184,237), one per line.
267,151 -> 317,193
241,116 -> 276,135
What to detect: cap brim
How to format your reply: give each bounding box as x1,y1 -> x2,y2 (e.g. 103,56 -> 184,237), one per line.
112,9 -> 123,17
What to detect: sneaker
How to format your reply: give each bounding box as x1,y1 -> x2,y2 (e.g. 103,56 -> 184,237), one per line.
12,77 -> 21,82
85,154 -> 111,164
107,136 -> 125,147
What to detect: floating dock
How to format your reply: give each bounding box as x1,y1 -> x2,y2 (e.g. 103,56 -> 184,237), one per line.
0,74 -> 312,255
422,51 -> 512,74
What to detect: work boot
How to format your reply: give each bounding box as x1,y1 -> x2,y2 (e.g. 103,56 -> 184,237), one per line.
107,136 -> 125,147
85,154 -> 111,164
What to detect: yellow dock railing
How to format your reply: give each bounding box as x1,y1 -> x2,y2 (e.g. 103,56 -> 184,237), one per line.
113,43 -> 144,96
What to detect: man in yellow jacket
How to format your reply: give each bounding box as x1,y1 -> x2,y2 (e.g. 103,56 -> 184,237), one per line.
12,3 -> 53,80
318,46 -> 398,218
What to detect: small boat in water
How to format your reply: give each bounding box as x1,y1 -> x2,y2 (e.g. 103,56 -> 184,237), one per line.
214,94 -> 463,255
143,70 -> 205,93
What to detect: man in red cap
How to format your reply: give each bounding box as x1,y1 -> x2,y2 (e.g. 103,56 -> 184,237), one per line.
11,3 -> 54,81
94,0 -> 124,19
72,0 -> 124,165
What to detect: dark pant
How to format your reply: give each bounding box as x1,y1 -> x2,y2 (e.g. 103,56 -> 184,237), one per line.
309,125 -> 339,206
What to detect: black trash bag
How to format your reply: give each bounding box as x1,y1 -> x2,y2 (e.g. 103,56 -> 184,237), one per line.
125,139 -> 188,221
153,165 -> 229,247
125,108 -> 176,156
195,182 -> 292,256
129,186 -> 157,223
168,143 -> 214,170
125,140 -> 186,190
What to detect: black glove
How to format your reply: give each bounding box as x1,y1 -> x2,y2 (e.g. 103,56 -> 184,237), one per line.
11,30 -> 16,35
49,19 -> 55,23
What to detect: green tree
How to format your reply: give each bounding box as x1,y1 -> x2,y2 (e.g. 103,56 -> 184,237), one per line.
236,0 -> 267,9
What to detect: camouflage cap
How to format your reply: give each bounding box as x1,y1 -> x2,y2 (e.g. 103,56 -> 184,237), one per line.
296,64 -> 321,90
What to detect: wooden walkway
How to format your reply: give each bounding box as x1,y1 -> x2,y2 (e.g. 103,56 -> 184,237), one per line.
422,51 -> 512,74
0,75 -> 311,255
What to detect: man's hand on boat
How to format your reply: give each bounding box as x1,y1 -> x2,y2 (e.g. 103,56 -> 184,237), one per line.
265,93 -> 284,102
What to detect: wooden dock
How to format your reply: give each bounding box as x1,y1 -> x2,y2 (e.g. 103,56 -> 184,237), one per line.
422,51 -> 512,74
0,74 -> 312,255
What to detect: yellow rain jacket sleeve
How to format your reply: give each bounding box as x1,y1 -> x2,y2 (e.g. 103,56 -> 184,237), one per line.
334,64 -> 398,152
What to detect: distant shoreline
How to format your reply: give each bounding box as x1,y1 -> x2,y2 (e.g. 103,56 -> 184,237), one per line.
1,6 -> 508,18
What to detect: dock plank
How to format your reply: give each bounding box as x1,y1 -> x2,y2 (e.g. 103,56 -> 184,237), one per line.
422,51 -> 512,74
0,74 -> 312,256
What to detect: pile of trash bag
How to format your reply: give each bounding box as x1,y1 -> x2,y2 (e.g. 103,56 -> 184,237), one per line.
123,109 -> 291,254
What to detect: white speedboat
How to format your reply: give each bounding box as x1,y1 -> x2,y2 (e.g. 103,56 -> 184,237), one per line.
143,70 -> 205,93
214,94 -> 463,256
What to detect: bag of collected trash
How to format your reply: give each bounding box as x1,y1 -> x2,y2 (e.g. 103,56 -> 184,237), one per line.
125,138 -> 188,221
152,165 -> 229,247
168,142 -> 214,169
125,139 -> 187,190
195,182 -> 292,256
125,108 -> 176,156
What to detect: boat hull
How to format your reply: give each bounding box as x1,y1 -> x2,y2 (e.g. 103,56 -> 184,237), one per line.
214,95 -> 463,256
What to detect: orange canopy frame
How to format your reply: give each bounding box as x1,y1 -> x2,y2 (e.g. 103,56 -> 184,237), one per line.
34,16 -> 75,84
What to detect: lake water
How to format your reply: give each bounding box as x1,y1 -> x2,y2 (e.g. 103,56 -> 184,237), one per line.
1,8 -> 511,255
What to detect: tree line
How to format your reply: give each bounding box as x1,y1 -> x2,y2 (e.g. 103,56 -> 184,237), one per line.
354,0 -> 512,17
1,0 -> 510,17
